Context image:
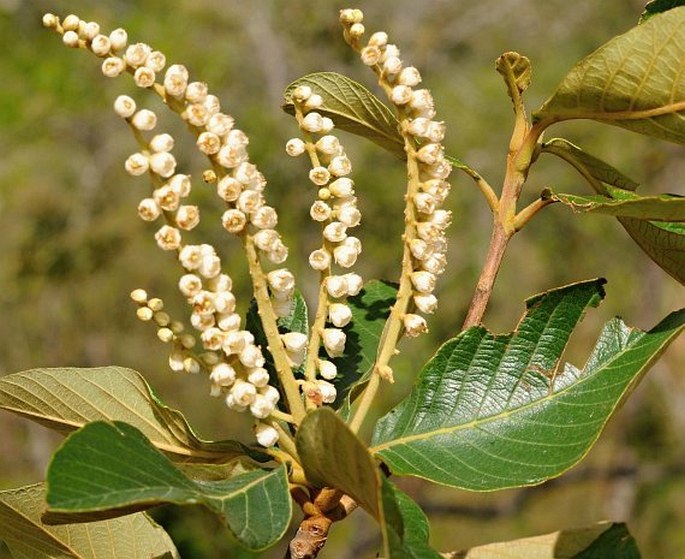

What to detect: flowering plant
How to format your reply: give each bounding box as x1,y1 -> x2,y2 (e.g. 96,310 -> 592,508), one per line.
0,4 -> 683,558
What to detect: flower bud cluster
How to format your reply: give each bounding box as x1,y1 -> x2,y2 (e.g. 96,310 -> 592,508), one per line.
340,9 -> 453,338
287,85 -> 367,401
47,13 -> 284,446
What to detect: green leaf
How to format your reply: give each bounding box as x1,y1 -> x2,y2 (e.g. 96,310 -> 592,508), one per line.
296,407 -> 380,518
619,217 -> 685,283
542,186 -> 685,220
0,366 -> 263,463
45,421 -> 291,551
534,8 -> 685,145
541,138 -> 685,284
640,0 -> 685,23
333,280 -> 397,411
283,72 -> 404,157
541,138 -> 639,191
0,483 -> 179,559
380,478 -> 442,559
246,290 -> 308,384
449,522 -> 640,558
372,280 -> 685,490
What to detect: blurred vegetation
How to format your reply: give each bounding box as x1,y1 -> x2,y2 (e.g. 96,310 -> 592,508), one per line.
0,0 -> 683,557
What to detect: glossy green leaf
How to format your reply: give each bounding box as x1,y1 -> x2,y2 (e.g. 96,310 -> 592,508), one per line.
246,291 -> 308,383
449,522 -> 640,558
372,280 -> 685,490
333,280 -> 397,410
0,366 -> 262,463
283,72 -> 404,157
380,478 -> 442,559
296,407 -> 380,518
542,186 -> 685,221
45,421 -> 291,551
541,138 -> 685,284
0,484 -> 178,559
534,8 -> 685,145
640,0 -> 685,22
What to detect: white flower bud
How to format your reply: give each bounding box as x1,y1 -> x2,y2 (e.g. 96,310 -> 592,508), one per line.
309,248 -> 331,271
212,291 -> 236,315
185,103 -> 209,127
101,56 -> 126,77
191,311 -> 215,331
153,184 -> 180,211
217,312 -> 241,332
398,66 -> 422,87
149,152 -> 176,178
210,362 -> 236,388
333,245 -> 358,268
323,222 -> 347,243
430,210 -> 452,229
322,328 -> 346,357
217,176 -> 242,202
267,241 -> 289,264
168,349 -> 185,373
167,174 -> 191,198
250,395 -> 275,419
328,156 -> 352,177
164,64 -> 189,97
239,344 -> 265,368
192,290 -> 215,316
319,360 -> 338,380
404,313 -> 428,337
260,385 -> 281,406
231,379 -> 257,407
137,198 -> 160,221
251,206 -> 278,229
149,133 -> 174,153
360,45 -> 381,66
285,138 -> 306,157
272,297 -> 292,318
205,113 -> 233,137
137,306 -> 154,321
207,274 -> 232,293
185,81 -> 208,103
292,85 -> 312,103
154,225 -> 182,251
329,303 -> 352,328
427,121 -> 446,143
391,85 -> 413,105
268,269 -> 295,296
422,253 -> 447,275
125,153 -> 149,176
383,56 -> 402,75
81,21 -> 99,40
281,332 -> 307,353
318,380 -> 337,404
416,221 -> 442,242
310,200 -> 332,222
62,30 -> 80,48
315,135 -> 341,155
301,112 -> 324,133
368,31 -> 388,47
145,51 -> 166,72
344,273 -> 363,296
221,209 -> 247,234
201,327 -> 226,351
130,288 -> 148,304
414,192 -> 436,215
176,205 -> 200,231
134,66 -> 156,88
199,252 -> 221,279
337,206 -> 361,228
179,245 -> 202,270
204,94 -> 221,115
410,89 -> 435,116
196,131 -> 221,155
248,367 -> 270,388
348,22 -> 365,39
62,14 -> 80,31
339,8 -> 363,24
409,238 -> 432,260
253,229 -> 280,252
237,190 -> 263,214
329,178 -> 355,199
109,28 -> 128,51
414,293 -> 438,314
309,166 -> 331,186
417,143 -> 444,166
411,270 -> 436,293
255,423 -> 279,447
42,13 -> 59,29
326,275 -> 348,298
124,42 -> 151,68
183,356 -> 201,374
131,109 -> 157,131
90,34 -> 111,56
113,95 -> 136,118
179,274 -> 202,297
305,94 -> 324,111
225,392 -> 246,412
320,117 -> 334,133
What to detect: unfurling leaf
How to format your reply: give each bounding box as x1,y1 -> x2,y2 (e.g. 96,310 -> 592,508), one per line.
45,421 -> 291,551
0,366 -> 264,463
372,280 -> 684,490
283,72 -> 404,157
534,8 -> 685,145
496,51 -> 532,100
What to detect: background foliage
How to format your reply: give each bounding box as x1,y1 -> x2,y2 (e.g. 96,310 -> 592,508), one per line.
0,0 -> 682,557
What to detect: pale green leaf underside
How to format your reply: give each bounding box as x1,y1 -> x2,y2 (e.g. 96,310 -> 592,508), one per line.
372,280 -> 685,490
534,7 -> 685,145
543,186 -> 685,220
283,71 -> 404,157
450,522 -> 640,558
0,484 -> 178,559
46,421 -> 291,551
0,366 -> 260,463
296,407 -> 380,519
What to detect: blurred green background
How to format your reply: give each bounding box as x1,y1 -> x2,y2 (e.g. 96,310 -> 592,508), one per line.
0,0 -> 683,557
